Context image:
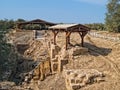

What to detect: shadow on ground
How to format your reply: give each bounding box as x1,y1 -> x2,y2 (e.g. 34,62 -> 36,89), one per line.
8,56 -> 37,85
84,42 -> 112,56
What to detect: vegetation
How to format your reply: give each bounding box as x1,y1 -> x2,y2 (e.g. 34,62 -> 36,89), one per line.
0,19 -> 17,80
105,0 -> 120,32
0,18 -> 47,81
85,23 -> 105,31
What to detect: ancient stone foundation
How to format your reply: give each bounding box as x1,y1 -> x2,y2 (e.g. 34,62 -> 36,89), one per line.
50,44 -> 61,59
50,44 -> 70,74
20,37 -> 104,90
50,44 -> 89,75
63,69 -> 104,90
33,60 -> 50,81
23,59 -> 51,83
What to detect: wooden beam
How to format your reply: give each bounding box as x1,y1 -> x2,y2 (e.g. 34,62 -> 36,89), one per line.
79,31 -> 88,47
66,31 -> 68,50
68,32 -> 71,44
65,31 -> 72,50
52,30 -> 59,45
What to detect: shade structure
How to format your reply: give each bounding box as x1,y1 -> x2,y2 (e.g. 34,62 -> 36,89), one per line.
49,24 -> 90,50
17,19 -> 56,30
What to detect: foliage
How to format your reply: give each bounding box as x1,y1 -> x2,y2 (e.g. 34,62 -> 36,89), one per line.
0,19 -> 18,80
85,23 -> 105,31
15,18 -> 26,23
0,19 -> 15,32
105,0 -> 120,32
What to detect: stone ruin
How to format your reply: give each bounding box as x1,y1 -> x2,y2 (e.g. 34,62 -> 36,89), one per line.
32,59 -> 50,81
22,42 -> 89,83
49,44 -> 105,90
14,37 -> 104,90
50,44 -> 89,74
50,44 -> 69,74
63,69 -> 104,90
5,29 -> 105,90
69,46 -> 88,56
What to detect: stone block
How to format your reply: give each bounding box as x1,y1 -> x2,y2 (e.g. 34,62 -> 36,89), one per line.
51,62 -> 59,74
69,47 -> 88,56
71,84 -> 81,90
32,60 -> 50,81
71,79 -> 75,83
63,69 -> 104,90
33,66 -> 40,80
76,79 -> 82,84
53,63 -> 58,71
50,44 -> 61,59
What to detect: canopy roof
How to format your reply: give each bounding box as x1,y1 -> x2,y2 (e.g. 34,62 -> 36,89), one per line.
17,19 -> 56,26
49,23 -> 90,50
49,24 -> 78,29
49,24 -> 90,32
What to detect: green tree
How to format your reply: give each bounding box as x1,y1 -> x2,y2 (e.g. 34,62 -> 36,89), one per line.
105,0 -> 120,32
0,19 -> 17,80
85,23 -> 105,31
16,18 -> 26,23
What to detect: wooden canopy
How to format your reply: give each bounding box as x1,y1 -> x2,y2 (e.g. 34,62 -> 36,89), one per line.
49,24 -> 90,50
17,19 -> 56,29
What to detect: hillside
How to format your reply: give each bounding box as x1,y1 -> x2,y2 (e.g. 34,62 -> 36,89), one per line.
0,30 -> 120,90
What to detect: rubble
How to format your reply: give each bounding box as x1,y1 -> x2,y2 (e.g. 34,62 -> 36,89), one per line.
6,29 -> 34,44
23,39 -> 51,81
63,69 -> 104,90
33,59 -> 50,81
50,44 -> 69,74
4,30 -> 113,90
0,81 -> 15,90
50,44 -> 61,59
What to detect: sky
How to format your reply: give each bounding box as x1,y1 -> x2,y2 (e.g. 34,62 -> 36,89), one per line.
0,0 -> 108,24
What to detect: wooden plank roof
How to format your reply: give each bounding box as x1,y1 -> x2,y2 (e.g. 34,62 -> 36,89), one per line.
49,24 -> 90,31
49,24 -> 78,29
17,19 -> 56,26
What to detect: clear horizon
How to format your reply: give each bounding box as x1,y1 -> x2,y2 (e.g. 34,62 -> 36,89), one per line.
0,0 -> 108,24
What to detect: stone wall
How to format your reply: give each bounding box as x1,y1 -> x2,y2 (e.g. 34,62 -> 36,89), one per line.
63,69 -> 104,90
33,59 -> 50,81
50,44 -> 89,74
50,44 -> 61,74
89,31 -> 120,42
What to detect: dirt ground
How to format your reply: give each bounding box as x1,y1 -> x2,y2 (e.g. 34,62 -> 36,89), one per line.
58,32 -> 120,90
1,30 -> 120,90
31,31 -> 120,90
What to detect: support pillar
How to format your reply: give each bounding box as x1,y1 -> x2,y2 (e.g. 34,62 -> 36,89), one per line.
79,31 -> 87,47
68,32 -> 71,44
65,31 -> 72,50
52,31 -> 59,45
66,32 -> 68,50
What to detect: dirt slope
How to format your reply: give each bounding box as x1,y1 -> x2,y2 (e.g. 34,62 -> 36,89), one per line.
1,31 -> 120,90
34,32 -> 120,90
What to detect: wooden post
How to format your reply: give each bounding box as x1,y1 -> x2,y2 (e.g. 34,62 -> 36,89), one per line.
54,31 -> 56,45
81,35 -> 84,47
65,31 -> 72,50
52,30 -> 58,45
68,32 -> 71,44
79,31 -> 87,47
66,32 -> 68,50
